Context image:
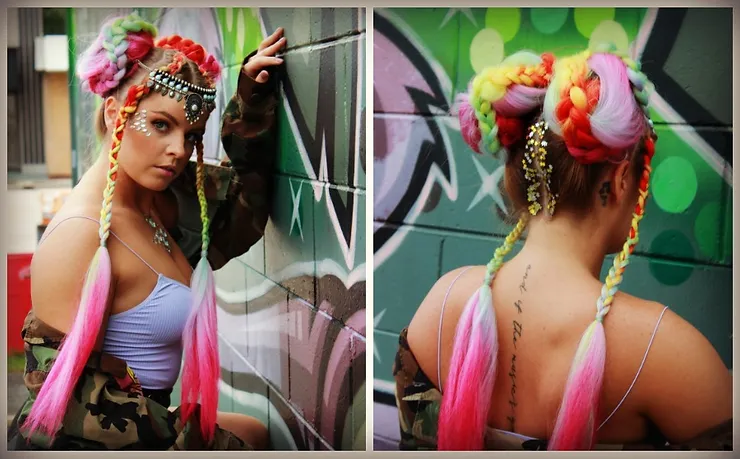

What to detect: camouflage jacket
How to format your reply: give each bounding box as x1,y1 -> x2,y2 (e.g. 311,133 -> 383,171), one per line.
169,49 -> 282,270
7,309 -> 249,451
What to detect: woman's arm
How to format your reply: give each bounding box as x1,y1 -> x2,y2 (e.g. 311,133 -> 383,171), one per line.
205,29 -> 285,270
636,308 -> 732,448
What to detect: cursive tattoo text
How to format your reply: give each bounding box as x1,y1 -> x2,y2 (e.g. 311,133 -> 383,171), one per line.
508,265 -> 530,431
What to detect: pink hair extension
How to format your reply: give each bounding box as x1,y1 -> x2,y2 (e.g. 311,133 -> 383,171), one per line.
21,247 -> 112,443
548,320 -> 607,450
180,257 -> 220,443
586,53 -> 646,151
179,141 -> 219,443
492,84 -> 548,117
457,92 -> 483,154
76,15 -> 156,96
438,284 -> 498,450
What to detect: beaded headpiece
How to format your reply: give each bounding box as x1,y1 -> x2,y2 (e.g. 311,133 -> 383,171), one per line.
138,60 -> 217,124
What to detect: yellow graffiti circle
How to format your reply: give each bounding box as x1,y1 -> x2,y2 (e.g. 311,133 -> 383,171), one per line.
574,7 -> 616,38
470,28 -> 505,74
589,20 -> 630,54
485,8 -> 521,42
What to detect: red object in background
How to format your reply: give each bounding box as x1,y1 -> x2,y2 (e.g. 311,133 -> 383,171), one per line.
8,253 -> 33,354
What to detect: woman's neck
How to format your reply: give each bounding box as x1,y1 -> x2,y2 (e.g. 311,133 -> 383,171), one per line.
517,210 -> 610,280
89,153 -> 156,217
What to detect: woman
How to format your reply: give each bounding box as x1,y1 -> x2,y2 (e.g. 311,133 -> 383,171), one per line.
394,46 -> 732,450
8,13 -> 285,450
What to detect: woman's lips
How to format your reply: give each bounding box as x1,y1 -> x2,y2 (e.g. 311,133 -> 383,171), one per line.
155,166 -> 175,177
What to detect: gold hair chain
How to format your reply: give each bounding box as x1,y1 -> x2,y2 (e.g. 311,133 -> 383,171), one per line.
523,120 -> 557,216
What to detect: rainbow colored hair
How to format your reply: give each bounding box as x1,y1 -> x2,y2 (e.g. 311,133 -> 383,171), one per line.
446,44 -> 656,451
440,51 -> 554,451
458,50 -> 554,158
21,13 -> 224,446
544,47 -> 655,450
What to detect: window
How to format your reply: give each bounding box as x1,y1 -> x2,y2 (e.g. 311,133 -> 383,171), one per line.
42,8 -> 66,35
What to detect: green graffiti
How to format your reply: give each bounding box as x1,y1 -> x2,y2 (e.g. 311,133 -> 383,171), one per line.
216,8 -> 263,88
652,155 -> 699,214
649,230 -> 695,286
373,7 -> 733,374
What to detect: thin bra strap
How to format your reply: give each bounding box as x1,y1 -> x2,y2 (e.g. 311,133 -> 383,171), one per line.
437,265 -> 475,394
597,305 -> 670,430
40,215 -> 160,276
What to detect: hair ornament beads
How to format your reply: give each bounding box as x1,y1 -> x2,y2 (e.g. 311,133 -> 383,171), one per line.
522,120 -> 557,217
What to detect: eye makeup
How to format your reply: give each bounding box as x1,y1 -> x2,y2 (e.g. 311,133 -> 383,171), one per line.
131,109 -> 151,136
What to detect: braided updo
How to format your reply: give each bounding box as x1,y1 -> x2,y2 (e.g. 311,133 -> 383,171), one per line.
457,50 -> 555,158
439,43 -> 657,451
76,14 -> 222,139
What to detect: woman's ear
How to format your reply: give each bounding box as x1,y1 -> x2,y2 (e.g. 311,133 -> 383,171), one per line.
103,96 -> 120,132
606,160 -> 632,208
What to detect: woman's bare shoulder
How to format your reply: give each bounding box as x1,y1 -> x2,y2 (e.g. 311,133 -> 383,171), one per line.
406,265 -> 487,387
409,266 -> 486,331
610,292 -> 732,442
31,199 -> 106,292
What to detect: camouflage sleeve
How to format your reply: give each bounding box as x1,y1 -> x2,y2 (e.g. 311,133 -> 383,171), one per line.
662,419 -> 733,451
206,50 -> 282,270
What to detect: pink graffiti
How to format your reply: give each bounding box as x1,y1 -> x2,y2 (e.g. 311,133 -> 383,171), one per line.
320,308 -> 366,442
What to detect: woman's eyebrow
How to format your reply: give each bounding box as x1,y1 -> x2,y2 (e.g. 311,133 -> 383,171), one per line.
152,110 -> 179,126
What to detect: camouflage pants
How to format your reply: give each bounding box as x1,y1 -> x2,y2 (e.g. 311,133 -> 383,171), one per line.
7,312 -> 251,451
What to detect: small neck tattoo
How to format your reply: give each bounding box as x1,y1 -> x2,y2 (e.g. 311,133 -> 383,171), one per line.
145,215 -> 171,254
599,181 -> 611,207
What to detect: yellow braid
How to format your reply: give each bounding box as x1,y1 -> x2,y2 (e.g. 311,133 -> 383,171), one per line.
195,141 -> 210,257
98,84 -> 147,245
485,213 -> 530,285
596,148 -> 653,320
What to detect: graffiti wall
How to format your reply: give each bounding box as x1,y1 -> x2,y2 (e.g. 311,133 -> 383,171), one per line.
69,7 -> 366,451
373,6 -> 732,446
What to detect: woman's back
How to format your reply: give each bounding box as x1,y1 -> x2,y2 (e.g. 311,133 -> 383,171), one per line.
405,252 -> 732,448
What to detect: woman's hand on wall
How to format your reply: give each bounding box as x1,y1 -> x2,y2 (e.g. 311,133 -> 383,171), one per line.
243,27 -> 286,84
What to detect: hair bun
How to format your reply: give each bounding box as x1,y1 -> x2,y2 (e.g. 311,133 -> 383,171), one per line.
77,13 -> 157,96
155,35 -> 222,84
458,51 -> 555,158
543,50 -> 652,164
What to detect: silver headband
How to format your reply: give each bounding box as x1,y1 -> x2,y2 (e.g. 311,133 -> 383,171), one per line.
138,61 -> 217,124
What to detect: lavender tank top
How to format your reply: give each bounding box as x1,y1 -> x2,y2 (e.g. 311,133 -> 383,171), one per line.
41,216 -> 192,390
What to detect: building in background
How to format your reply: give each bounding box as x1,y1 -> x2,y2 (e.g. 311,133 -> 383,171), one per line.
8,8 -> 72,182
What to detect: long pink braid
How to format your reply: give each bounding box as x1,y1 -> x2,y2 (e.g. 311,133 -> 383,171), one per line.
20,14 -> 157,445
22,83 -> 151,445
179,140 -> 220,444
542,49 -> 656,450
440,52 -> 554,451
153,35 -> 223,445
438,216 -> 528,450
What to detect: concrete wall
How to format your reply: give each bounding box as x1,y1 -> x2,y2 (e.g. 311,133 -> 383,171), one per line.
68,7 -> 366,451
373,7 -> 732,445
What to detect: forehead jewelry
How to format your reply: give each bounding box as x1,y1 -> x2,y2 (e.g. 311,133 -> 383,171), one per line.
137,61 -> 217,124
523,120 -> 557,216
